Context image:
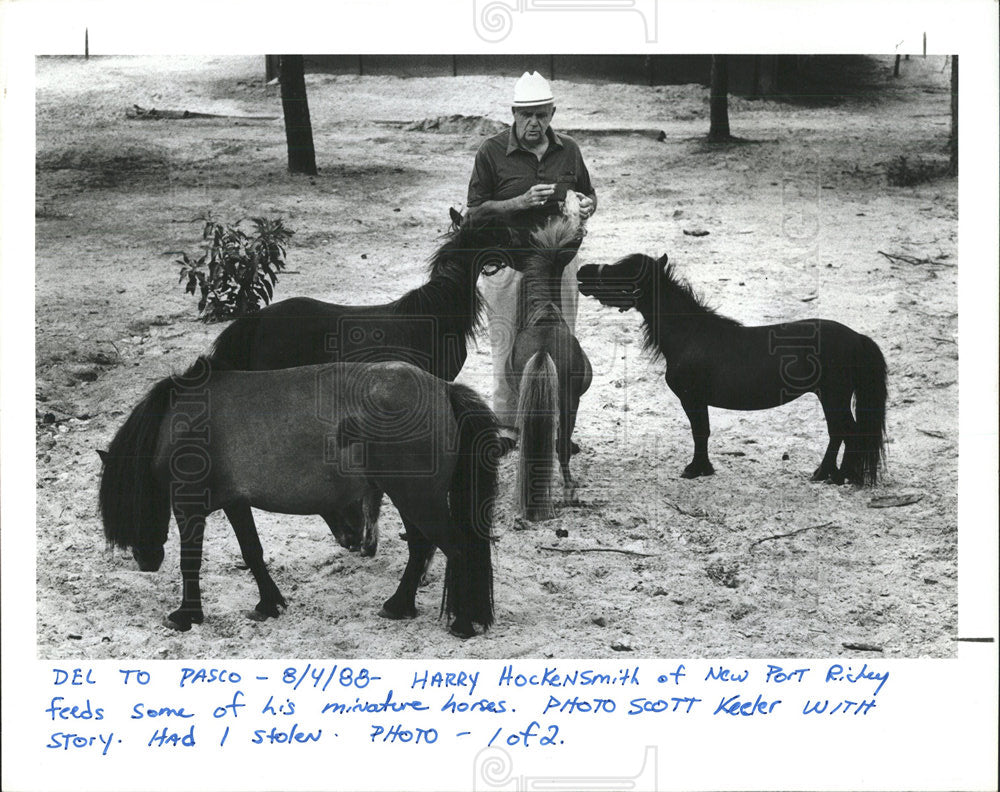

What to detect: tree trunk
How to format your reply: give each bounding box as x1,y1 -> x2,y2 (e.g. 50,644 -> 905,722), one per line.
708,55 -> 732,141
949,54 -> 958,176
279,55 -> 317,175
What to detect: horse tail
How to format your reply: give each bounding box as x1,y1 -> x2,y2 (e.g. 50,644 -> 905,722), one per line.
516,351 -> 559,521
852,333 -> 888,486
206,314 -> 261,370
445,383 -> 498,630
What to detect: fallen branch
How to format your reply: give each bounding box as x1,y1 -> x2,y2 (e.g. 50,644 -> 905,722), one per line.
749,521 -> 837,550
842,642 -> 884,652
127,105 -> 278,121
538,546 -> 659,558
877,250 -> 953,267
868,494 -> 923,509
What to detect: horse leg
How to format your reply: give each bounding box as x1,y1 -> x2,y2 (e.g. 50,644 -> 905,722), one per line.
383,497 -> 478,637
680,401 -> 715,478
224,502 -> 287,620
166,504 -> 206,631
558,401 -> 580,505
360,487 -> 382,557
813,391 -> 853,484
379,514 -> 437,621
835,395 -> 864,485
811,397 -> 844,482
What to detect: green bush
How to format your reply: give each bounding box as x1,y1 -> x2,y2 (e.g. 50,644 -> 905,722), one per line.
178,217 -> 294,321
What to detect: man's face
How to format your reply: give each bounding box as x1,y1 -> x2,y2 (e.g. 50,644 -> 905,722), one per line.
513,104 -> 554,146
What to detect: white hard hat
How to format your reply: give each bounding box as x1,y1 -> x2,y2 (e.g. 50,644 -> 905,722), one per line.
512,71 -> 554,108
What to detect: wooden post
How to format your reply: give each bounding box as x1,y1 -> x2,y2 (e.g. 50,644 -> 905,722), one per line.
85,28 -> 89,59
452,55 -> 458,77
949,54 -> 958,176
279,55 -> 318,175
893,54 -> 901,78
708,55 -> 732,142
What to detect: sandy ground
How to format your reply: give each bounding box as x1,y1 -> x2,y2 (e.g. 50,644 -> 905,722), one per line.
35,55 -> 957,660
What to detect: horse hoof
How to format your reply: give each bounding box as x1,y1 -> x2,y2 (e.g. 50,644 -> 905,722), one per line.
378,606 -> 416,620
165,610 -> 201,631
570,440 -> 581,455
681,464 -> 714,479
361,543 -> 378,558
810,469 -> 831,482
250,599 -> 285,621
449,621 -> 476,639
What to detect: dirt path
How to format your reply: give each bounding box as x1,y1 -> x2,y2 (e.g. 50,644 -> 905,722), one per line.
35,55 -> 957,659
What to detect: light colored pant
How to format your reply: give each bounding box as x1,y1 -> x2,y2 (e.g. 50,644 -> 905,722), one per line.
481,258 -> 580,437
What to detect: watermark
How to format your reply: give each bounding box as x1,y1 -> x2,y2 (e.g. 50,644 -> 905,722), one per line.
314,360 -> 440,477
473,0 -> 658,43
167,357 -> 214,600
473,744 -> 658,790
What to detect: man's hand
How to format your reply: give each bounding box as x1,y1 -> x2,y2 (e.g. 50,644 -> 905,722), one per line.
577,193 -> 596,219
519,183 -> 556,209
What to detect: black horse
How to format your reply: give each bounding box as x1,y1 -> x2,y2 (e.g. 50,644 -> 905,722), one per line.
207,208 -> 520,547
507,216 -> 592,520
208,208 -> 517,380
577,254 -> 887,485
98,358 -> 499,638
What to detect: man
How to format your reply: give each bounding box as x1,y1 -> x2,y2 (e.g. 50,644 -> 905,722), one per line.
467,71 -> 597,453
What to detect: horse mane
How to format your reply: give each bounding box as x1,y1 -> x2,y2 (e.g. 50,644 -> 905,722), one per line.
529,215 -> 580,251
392,213 -> 518,338
516,215 -> 582,328
635,255 -> 742,358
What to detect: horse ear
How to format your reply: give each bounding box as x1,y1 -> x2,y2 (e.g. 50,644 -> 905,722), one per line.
657,254 -> 669,269
96,449 -> 109,463
449,207 -> 464,227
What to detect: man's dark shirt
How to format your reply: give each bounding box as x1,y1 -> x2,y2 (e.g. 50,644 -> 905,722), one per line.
467,126 -> 595,230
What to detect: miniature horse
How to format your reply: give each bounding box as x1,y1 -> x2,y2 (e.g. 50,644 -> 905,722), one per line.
98,357 -> 499,638
577,254 -> 887,485
208,207 -> 517,380
206,208 -> 519,550
508,216 -> 592,520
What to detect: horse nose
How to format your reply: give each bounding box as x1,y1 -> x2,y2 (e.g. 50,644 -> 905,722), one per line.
576,264 -> 598,283
132,544 -> 164,572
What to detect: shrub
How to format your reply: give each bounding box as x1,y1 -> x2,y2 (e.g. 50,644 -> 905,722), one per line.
178,217 -> 294,321
886,155 -> 948,187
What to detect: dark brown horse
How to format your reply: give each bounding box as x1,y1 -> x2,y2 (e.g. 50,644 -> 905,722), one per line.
577,254 -> 887,485
98,358 -> 499,638
507,216 -> 592,520
206,208 -> 519,548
